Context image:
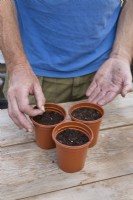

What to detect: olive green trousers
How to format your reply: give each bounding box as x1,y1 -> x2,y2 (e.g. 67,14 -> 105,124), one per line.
3,72 -> 95,104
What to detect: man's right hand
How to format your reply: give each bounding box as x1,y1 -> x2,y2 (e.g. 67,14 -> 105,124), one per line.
7,64 -> 45,132
0,0 -> 45,131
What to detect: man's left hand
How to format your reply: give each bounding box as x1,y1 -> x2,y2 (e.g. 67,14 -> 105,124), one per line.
86,57 -> 132,105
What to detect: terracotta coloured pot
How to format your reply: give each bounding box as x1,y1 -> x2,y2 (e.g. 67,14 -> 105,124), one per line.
30,103 -> 67,149
68,102 -> 104,148
52,121 -> 93,173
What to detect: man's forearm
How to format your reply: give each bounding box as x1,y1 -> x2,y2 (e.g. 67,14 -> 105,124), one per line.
110,0 -> 133,64
0,0 -> 29,72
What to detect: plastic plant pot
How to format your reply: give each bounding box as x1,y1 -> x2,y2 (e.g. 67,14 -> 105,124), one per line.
68,102 -> 104,148
30,103 -> 67,149
52,121 -> 93,173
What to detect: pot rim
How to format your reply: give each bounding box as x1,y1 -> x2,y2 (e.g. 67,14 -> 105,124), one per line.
30,103 -> 67,128
52,121 -> 93,149
68,102 -> 104,123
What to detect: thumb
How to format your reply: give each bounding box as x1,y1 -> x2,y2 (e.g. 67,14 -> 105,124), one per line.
34,84 -> 46,111
121,80 -> 133,97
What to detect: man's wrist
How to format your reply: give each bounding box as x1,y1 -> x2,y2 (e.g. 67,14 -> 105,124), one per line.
109,50 -> 132,65
6,59 -> 32,74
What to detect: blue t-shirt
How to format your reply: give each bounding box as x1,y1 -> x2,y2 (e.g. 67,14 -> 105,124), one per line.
14,0 -> 121,78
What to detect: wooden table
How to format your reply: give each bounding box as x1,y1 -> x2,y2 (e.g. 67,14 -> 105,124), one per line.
1,93 -> 133,200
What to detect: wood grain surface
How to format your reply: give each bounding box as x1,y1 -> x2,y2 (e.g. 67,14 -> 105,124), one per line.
1,125 -> 133,200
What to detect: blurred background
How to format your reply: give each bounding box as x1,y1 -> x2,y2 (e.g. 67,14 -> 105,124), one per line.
0,52 -> 8,109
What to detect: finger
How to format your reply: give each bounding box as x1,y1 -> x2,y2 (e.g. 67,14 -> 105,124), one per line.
90,90 -> 106,104
98,91 -> 118,105
86,81 -> 97,97
8,100 -> 23,129
87,86 -> 101,102
34,84 -> 46,111
8,95 -> 33,131
16,91 -> 44,116
121,79 -> 133,97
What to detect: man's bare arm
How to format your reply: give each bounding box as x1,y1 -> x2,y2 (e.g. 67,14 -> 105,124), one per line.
110,0 -> 133,64
86,0 -> 133,105
0,0 -> 45,131
0,0 -> 28,70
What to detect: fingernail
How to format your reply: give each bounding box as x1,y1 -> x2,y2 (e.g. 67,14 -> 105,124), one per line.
99,101 -> 104,105
121,92 -> 127,97
41,106 -> 45,112
121,93 -> 124,97
28,129 -> 33,133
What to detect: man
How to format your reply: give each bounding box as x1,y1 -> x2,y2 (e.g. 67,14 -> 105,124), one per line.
0,0 -> 133,132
